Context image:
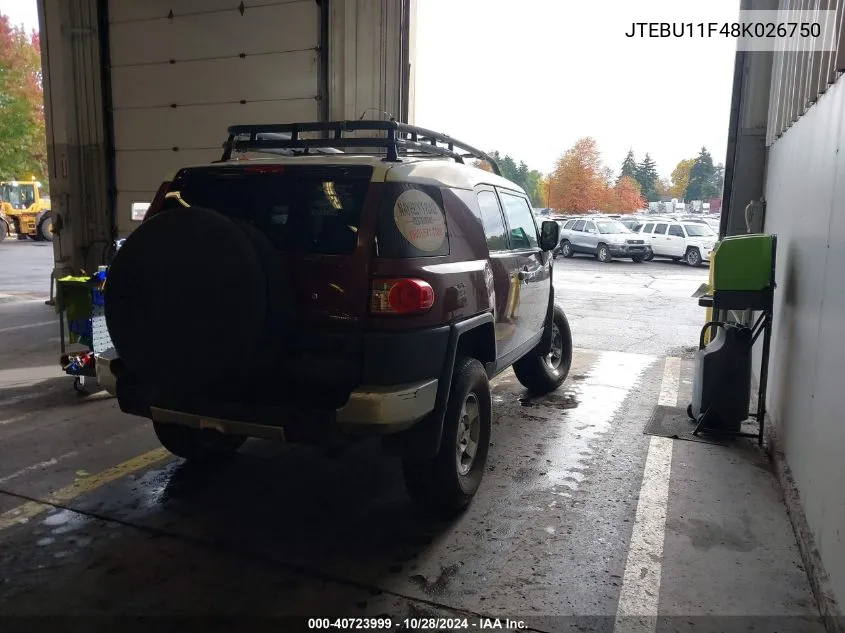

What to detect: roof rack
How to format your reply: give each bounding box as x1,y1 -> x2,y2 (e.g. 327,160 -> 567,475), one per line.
220,120 -> 502,176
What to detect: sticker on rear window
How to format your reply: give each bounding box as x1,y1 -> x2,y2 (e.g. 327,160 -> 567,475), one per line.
393,189 -> 447,252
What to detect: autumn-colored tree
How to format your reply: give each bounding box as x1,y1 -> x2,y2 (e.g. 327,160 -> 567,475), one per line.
535,175 -> 548,207
612,175 -> 646,212
547,137 -> 609,213
473,158 -> 493,173
669,158 -> 695,199
0,15 -> 45,182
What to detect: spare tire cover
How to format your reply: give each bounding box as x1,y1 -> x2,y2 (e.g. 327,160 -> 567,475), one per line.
105,207 -> 269,391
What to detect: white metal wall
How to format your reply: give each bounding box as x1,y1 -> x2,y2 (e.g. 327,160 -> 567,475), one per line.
107,0 -> 322,235
762,75 -> 845,608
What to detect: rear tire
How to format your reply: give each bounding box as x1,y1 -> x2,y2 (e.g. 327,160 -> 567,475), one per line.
0,220 -> 8,242
513,304 -> 572,394
402,357 -> 491,518
631,255 -> 645,263
597,243 -> 612,263
560,240 -> 574,258
643,251 -> 654,262
153,422 -> 245,463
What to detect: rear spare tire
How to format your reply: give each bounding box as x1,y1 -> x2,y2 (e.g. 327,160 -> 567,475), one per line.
105,207 -> 281,392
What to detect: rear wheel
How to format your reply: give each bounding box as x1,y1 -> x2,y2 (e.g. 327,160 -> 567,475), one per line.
597,243 -> 612,263
153,422 -> 246,463
0,219 -> 8,242
513,304 -> 572,394
560,240 -> 574,258
643,250 -> 654,262
685,247 -> 702,267
402,357 -> 492,517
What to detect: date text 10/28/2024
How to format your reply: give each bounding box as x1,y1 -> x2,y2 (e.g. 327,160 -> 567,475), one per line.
625,21 -> 823,39
308,618 -> 527,630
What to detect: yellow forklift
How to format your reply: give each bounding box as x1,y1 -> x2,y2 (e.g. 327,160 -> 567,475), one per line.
0,178 -> 53,242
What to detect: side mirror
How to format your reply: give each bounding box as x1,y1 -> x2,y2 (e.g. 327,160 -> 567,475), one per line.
539,220 -> 559,251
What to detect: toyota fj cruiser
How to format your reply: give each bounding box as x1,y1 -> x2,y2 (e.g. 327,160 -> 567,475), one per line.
102,120 -> 572,516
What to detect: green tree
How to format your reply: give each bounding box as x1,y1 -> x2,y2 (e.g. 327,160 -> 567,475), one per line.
618,149 -> 637,184
0,15 -> 45,182
635,153 -> 659,202
685,147 -> 718,201
713,162 -> 725,197
477,151 -> 545,207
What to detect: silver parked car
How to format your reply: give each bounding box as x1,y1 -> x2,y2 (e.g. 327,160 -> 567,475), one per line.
556,217 -> 650,263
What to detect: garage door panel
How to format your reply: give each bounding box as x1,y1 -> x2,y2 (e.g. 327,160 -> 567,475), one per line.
110,50 -> 319,109
112,100 -> 319,151
109,2 -> 318,67
116,191 -> 158,235
115,150 -> 221,193
108,0 -> 308,24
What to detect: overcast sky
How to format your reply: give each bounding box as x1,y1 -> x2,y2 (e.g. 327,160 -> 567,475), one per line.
415,0 -> 741,178
1,0 -> 740,180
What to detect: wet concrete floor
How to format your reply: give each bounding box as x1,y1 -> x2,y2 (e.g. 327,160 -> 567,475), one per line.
0,247 -> 826,631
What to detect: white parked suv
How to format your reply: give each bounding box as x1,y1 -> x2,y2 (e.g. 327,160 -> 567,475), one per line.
638,219 -> 717,266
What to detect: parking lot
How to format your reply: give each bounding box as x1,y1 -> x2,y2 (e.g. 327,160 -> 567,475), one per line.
0,240 -> 826,630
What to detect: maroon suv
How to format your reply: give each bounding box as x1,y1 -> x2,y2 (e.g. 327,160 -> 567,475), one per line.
103,121 -> 573,516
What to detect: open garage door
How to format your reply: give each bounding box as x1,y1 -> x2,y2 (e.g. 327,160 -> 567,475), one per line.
107,0 -> 325,235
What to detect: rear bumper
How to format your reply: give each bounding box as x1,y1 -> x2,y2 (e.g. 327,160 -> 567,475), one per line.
110,356 -> 440,440
336,379 -> 438,427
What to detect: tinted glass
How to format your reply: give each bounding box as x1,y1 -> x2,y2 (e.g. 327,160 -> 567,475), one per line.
685,223 -> 715,237
477,190 -> 509,251
584,221 -> 597,233
668,224 -> 684,237
500,192 -> 539,249
654,223 -> 668,235
573,220 -> 585,231
564,220 -> 576,229
643,223 -> 654,233
162,165 -> 372,255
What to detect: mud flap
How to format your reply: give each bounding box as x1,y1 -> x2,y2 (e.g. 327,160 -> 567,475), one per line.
537,283 -> 556,356
382,312 -> 495,460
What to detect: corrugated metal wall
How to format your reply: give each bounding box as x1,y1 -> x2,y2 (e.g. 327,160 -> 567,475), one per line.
756,0 -> 845,609
767,0 -> 845,144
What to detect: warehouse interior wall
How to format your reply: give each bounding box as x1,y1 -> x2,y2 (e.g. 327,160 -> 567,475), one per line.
37,0 -> 416,272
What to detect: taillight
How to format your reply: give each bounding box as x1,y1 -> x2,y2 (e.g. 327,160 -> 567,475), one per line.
141,181 -> 172,222
371,278 -> 435,315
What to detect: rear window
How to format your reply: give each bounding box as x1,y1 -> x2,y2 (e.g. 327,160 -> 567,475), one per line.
376,183 -> 449,258
161,165 -> 372,255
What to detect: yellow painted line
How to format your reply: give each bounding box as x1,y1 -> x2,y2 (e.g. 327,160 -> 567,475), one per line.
0,448 -> 172,531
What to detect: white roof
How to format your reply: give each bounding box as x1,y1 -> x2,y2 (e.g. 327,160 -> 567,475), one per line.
178,154 -> 526,194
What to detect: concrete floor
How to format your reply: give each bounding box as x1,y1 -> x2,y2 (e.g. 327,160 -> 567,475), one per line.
0,242 -> 826,631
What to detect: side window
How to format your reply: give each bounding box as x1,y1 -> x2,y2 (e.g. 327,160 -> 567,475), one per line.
499,192 -> 539,250
668,224 -> 684,238
573,220 -> 585,232
584,221 -> 597,233
654,223 -> 668,235
643,223 -> 655,233
476,190 -> 509,252
564,220 -> 576,229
